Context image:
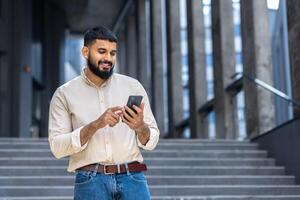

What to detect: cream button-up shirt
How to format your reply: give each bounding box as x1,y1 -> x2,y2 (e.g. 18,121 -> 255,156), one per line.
48,69 -> 160,172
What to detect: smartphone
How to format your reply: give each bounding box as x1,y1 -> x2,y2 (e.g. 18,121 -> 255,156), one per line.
127,95 -> 143,111
126,95 -> 143,117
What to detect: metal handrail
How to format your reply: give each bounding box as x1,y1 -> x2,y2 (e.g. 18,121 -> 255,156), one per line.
231,72 -> 300,108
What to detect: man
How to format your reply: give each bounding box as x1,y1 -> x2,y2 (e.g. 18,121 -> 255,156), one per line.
48,26 -> 159,200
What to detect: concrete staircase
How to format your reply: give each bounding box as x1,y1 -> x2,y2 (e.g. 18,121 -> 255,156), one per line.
0,138 -> 300,200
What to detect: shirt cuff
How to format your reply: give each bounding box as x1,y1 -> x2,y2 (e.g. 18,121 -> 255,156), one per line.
137,127 -> 159,150
71,126 -> 88,152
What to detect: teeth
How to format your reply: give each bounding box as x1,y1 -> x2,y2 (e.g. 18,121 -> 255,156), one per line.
99,64 -> 110,68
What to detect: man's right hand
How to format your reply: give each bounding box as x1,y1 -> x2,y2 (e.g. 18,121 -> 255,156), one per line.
80,106 -> 122,146
95,106 -> 123,128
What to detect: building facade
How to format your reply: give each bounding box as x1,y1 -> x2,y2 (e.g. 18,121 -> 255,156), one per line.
0,0 -> 300,140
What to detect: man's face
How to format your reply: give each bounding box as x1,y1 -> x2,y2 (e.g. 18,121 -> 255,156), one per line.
84,39 -> 117,79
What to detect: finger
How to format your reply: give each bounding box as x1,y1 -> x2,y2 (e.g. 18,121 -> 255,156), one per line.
123,111 -> 133,123
109,121 -> 118,127
121,115 -> 131,125
110,106 -> 123,112
107,108 -> 121,119
107,119 -> 115,127
123,111 -> 134,123
108,117 -> 120,126
125,106 -> 137,118
132,105 -> 142,114
108,115 -> 119,124
109,110 -> 120,121
114,110 -> 123,116
122,109 -> 135,122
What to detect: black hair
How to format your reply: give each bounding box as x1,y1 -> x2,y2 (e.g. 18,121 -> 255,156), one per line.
84,26 -> 118,46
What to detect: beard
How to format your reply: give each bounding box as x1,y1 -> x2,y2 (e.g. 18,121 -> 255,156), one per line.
87,56 -> 114,80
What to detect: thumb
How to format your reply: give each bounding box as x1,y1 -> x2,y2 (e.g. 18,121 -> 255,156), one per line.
140,102 -> 145,110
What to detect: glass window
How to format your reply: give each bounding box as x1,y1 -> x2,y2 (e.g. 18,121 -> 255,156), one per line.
64,34 -> 85,82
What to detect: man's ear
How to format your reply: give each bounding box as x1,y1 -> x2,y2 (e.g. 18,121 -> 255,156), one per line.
82,46 -> 89,59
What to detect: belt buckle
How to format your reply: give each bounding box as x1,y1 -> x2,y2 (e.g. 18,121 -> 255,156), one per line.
103,164 -> 118,175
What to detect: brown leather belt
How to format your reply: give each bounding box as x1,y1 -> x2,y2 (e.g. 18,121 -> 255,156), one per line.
77,161 -> 147,175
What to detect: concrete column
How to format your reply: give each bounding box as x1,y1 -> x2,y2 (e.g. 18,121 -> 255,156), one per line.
211,0 -> 236,139
0,53 -> 11,137
151,0 -> 166,136
41,2 -> 66,137
125,10 -> 138,79
116,30 -> 127,75
286,0 -> 300,117
240,0 -> 275,137
0,0 -> 12,137
10,0 -> 33,137
166,0 -> 183,137
136,0 -> 151,96
186,0 -> 208,138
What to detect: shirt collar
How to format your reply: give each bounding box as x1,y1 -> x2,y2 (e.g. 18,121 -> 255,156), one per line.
81,67 -> 113,88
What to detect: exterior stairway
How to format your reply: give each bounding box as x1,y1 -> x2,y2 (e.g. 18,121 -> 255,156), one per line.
0,138 -> 300,200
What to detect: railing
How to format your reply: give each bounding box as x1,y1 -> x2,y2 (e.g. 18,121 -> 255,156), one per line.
174,71 -> 300,137
230,72 -> 300,108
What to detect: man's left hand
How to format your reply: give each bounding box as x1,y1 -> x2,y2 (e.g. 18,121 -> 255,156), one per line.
121,102 -> 145,131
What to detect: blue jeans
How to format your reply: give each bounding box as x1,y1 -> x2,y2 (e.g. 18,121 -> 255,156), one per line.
73,170 -> 151,200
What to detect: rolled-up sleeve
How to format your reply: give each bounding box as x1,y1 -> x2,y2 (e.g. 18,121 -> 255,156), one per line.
48,89 -> 88,159
137,127 -> 159,150
136,82 -> 160,150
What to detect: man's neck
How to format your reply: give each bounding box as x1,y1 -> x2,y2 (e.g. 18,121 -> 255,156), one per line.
84,67 -> 106,87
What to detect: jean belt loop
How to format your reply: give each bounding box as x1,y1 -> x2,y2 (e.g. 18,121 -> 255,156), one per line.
125,163 -> 130,175
117,164 -> 121,174
92,163 -> 99,176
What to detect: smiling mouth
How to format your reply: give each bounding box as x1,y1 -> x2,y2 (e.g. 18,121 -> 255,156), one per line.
99,63 -> 111,70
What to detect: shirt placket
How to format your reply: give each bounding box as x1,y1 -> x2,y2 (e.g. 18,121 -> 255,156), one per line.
98,87 -> 113,162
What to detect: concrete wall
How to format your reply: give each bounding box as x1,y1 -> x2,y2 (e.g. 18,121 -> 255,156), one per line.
252,118 -> 300,184
286,0 -> 300,118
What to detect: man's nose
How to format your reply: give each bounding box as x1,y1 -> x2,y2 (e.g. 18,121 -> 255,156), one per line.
103,53 -> 112,61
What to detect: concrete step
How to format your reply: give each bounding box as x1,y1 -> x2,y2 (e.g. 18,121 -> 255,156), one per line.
0,198 -> 74,200
0,166 -> 285,176
0,138 -> 250,143
0,149 -> 268,158
0,157 -> 276,166
1,185 -> 300,197
0,138 -> 298,199
156,143 -> 258,150
0,142 -> 259,150
2,196 -> 300,200
152,195 -> 300,200
149,185 -> 300,196
0,175 -> 295,186
147,175 -> 295,186
0,138 -> 48,142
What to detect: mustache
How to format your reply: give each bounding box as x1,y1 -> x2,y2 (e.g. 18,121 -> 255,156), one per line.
98,60 -> 112,67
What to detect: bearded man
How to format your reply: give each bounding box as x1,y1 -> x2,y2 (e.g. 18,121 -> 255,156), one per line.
48,26 -> 159,200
